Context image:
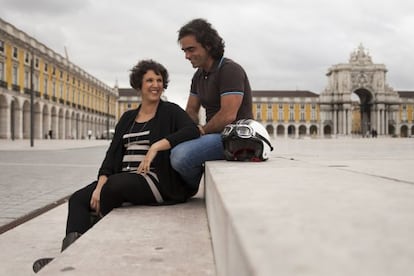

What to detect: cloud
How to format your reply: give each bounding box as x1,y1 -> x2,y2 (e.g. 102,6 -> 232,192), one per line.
1,0 -> 414,106
0,0 -> 88,15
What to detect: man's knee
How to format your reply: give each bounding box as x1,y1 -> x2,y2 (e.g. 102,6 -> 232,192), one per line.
170,143 -> 190,171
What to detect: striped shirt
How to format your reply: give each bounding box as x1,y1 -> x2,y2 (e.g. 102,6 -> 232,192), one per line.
121,121 -> 163,203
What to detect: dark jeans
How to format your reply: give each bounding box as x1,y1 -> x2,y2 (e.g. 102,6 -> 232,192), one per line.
66,172 -> 156,234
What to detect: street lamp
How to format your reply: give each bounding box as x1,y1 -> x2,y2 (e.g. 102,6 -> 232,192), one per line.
30,52 -> 34,147
106,93 -> 110,140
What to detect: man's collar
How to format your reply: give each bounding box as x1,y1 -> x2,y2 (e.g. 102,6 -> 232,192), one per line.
202,57 -> 225,74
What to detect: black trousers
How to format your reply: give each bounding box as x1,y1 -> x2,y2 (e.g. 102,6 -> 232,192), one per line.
66,172 -> 156,234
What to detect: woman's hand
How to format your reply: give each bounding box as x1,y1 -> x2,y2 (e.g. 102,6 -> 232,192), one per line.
137,147 -> 158,174
90,175 -> 107,214
137,139 -> 171,174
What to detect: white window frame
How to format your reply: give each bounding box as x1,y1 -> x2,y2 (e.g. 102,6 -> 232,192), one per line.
402,105 -> 407,121
60,82 -> 63,98
267,104 -> 272,121
289,104 -> 294,121
34,74 -> 39,91
24,69 -> 30,88
24,52 -> 30,64
0,61 -> 4,81
300,104 -> 305,121
311,104 -> 316,121
12,46 -> 18,59
44,78 -> 48,95
52,80 -> 56,97
12,64 -> 18,85
256,104 -> 262,120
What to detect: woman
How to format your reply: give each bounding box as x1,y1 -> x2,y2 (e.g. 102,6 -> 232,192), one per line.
33,59 -> 200,273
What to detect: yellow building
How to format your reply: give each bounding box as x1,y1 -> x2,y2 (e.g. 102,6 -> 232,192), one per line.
252,90 -> 320,138
0,18 -> 117,140
253,89 -> 414,138
252,45 -> 414,138
116,88 -> 168,120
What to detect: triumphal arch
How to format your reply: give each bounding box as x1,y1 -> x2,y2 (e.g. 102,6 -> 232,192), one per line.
319,44 -> 401,136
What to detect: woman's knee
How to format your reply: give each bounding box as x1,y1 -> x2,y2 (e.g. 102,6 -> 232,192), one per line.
68,188 -> 89,209
99,178 -> 124,215
100,178 -> 116,202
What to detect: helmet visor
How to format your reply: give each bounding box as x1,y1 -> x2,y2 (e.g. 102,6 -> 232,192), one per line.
222,124 -> 255,138
236,125 -> 254,138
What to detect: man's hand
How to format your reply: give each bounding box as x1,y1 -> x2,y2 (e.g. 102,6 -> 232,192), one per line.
198,125 -> 205,135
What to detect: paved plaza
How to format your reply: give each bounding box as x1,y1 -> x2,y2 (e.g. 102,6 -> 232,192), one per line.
0,137 -> 413,275
0,139 -> 110,231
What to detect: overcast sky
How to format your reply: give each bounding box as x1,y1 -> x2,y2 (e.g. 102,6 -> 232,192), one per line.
1,0 -> 413,107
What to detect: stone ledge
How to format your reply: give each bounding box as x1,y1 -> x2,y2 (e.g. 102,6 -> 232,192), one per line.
38,197 -> 215,275
205,159 -> 414,276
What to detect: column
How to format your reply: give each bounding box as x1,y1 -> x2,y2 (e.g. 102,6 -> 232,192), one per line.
342,108 -> 347,135
385,108 -> 389,135
333,106 -> 337,135
15,105 -> 23,139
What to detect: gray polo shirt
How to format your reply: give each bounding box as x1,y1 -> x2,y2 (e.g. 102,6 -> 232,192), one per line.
190,57 -> 253,123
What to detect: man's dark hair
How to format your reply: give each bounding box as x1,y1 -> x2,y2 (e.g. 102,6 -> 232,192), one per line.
178,18 -> 225,60
129,59 -> 169,90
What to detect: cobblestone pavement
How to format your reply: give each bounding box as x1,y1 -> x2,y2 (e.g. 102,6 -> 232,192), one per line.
0,139 -> 110,231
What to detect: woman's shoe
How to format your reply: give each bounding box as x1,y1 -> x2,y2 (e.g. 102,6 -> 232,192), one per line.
61,232 -> 82,251
32,232 -> 81,273
32,257 -> 53,273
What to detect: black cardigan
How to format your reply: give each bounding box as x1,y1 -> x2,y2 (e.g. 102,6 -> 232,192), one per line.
98,100 -> 200,202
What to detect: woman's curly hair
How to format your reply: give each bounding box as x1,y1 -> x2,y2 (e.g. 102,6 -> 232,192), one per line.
129,59 -> 169,90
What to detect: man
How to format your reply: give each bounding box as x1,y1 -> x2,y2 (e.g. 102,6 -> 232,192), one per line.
171,18 -> 253,192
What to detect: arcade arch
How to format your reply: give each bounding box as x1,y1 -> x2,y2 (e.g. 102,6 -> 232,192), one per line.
310,125 -> 318,136
287,125 -> 295,138
276,125 -> 284,137
266,124 -> 274,137
352,88 -> 373,136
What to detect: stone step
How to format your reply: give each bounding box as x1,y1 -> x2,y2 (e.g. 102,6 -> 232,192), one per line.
39,197 -> 215,275
205,159 -> 414,276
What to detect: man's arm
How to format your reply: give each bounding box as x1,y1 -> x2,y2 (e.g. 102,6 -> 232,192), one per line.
185,95 -> 201,124
202,94 -> 243,134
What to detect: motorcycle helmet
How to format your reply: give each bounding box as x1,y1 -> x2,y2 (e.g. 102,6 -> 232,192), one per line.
222,119 -> 274,161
